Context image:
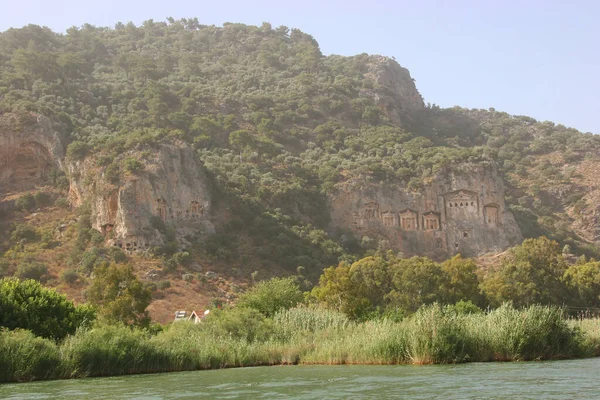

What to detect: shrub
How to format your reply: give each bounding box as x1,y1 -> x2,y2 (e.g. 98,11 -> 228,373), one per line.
104,162 -> 120,183
0,259 -> 10,277
123,157 -> 144,174
237,277 -> 304,317
157,280 -> 171,290
203,307 -> 274,342
172,251 -> 192,267
66,141 -> 89,160
107,247 -> 128,263
15,193 -> 36,210
0,278 -> 95,340
60,269 -> 79,285
33,191 -> 52,208
16,261 -> 48,281
10,223 -> 39,242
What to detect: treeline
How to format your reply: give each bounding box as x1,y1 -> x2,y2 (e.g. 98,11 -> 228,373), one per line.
312,237 -> 600,320
5,236 -> 600,382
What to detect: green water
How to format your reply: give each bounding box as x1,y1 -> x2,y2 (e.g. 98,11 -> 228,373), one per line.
2,359 -> 600,399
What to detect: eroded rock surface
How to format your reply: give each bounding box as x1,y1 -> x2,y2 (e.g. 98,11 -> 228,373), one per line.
362,55 -> 425,125
329,163 -> 522,258
68,143 -> 213,251
0,113 -> 64,194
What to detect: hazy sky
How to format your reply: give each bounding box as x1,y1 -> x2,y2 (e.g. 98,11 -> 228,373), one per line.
1,0 -> 598,133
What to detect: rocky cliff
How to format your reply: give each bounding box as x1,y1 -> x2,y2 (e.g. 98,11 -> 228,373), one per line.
68,144 -> 214,251
329,162 -> 522,258
362,55 -> 425,125
0,113 -> 64,196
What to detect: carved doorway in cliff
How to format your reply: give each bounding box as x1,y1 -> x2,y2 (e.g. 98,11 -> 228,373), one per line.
484,203 -> 500,226
423,211 -> 440,231
361,201 -> 379,220
381,211 -> 396,227
399,209 -> 418,230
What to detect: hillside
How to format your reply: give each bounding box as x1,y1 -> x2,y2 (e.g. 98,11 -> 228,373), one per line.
1,19 -> 599,322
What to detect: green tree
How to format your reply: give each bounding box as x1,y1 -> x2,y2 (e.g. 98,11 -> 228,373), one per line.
0,278 -> 95,340
310,262 -> 372,319
87,264 -> 152,327
441,255 -> 482,305
481,237 -> 570,307
387,256 -> 449,313
563,261 -> 600,307
237,277 -> 303,317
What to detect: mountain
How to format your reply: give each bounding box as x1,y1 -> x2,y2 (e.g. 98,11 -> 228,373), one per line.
1,20 -> 599,321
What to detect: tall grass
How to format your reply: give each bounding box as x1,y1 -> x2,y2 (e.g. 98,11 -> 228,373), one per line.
0,329 -> 60,382
0,303 -> 598,383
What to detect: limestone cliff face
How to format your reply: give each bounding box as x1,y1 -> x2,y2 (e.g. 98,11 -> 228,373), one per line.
0,113 -> 64,194
329,163 -> 522,258
68,144 -> 213,251
362,55 -> 425,125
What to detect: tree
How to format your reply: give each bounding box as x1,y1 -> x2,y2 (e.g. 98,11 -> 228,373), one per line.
0,278 -> 95,340
310,262 -> 372,319
66,141 -> 89,160
387,256 -> 449,312
563,261 -> 600,307
480,237 -> 570,307
441,255 -> 482,305
87,264 -> 151,327
237,277 -> 303,317
348,255 -> 393,310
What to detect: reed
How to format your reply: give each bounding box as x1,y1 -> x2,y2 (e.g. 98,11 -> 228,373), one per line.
0,304 -> 598,383
0,329 -> 60,382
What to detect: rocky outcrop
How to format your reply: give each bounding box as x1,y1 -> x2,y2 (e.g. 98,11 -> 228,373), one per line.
362,56 -> 425,125
68,143 -> 213,251
0,113 -> 64,194
329,163 -> 522,258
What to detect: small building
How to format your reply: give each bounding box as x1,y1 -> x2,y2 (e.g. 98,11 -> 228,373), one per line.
174,310 -> 187,321
188,310 -> 210,324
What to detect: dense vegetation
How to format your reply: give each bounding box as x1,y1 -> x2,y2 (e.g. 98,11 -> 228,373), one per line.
5,236 -> 600,382
2,20 -> 600,382
1,300 -> 598,383
1,19 -> 599,276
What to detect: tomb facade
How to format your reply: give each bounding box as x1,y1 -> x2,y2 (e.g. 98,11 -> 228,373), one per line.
399,209 -> 418,230
423,212 -> 440,230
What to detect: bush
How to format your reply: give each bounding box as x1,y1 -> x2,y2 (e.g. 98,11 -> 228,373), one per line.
10,223 -> 39,242
123,157 -> 144,174
237,277 -> 304,317
157,280 -> 171,290
0,259 -> 10,277
104,162 -> 120,183
60,269 -> 79,285
172,251 -> 192,267
33,192 -> 52,208
107,247 -> 128,263
0,278 -> 96,340
15,193 -> 36,211
66,141 -> 89,160
16,261 -> 48,281
203,307 -> 274,342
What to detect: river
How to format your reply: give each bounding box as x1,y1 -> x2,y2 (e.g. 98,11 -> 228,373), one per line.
2,358 -> 600,399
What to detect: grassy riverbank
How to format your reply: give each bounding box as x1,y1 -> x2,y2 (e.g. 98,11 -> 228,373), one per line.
2,303 -> 599,383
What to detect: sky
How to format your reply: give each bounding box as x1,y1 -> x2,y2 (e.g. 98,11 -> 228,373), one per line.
0,0 -> 598,133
